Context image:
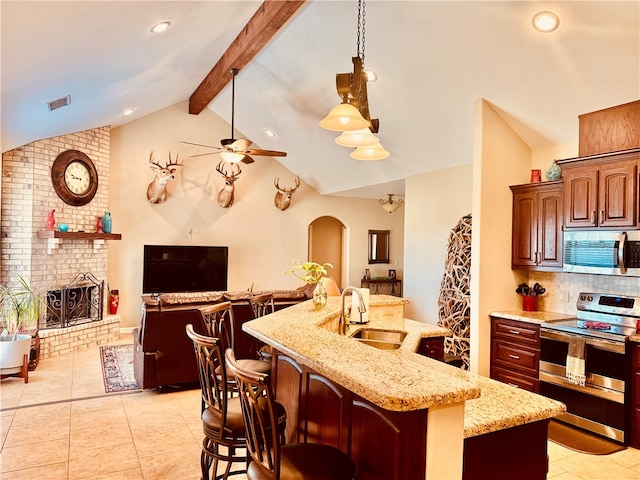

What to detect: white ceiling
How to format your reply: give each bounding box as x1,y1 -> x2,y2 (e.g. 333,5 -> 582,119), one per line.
2,1 -> 639,198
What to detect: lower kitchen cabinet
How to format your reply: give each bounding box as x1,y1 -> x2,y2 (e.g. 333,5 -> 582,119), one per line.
416,337 -> 445,361
490,316 -> 541,393
632,343 -> 640,449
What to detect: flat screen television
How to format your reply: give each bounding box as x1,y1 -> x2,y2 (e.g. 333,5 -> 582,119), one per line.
142,245 -> 228,294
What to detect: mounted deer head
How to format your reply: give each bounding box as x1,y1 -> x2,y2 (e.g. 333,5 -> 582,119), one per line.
274,175 -> 300,211
146,151 -> 184,204
216,161 -> 241,208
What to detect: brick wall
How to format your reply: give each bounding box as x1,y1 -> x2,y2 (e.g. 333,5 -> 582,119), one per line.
1,126 -> 120,356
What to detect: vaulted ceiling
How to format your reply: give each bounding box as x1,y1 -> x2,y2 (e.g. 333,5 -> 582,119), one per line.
2,1 -> 639,198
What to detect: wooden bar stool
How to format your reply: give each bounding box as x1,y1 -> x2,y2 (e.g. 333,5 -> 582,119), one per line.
248,293 -> 275,361
226,349 -> 358,480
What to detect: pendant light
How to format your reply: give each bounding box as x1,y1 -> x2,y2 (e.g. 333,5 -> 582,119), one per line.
350,143 -> 390,161
319,101 -> 370,131
335,128 -> 380,147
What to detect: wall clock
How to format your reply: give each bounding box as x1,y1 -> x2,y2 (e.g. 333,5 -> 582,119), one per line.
51,150 -> 99,206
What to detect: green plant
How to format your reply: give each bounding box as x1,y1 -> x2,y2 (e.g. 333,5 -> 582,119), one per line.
283,262 -> 333,285
0,274 -> 43,340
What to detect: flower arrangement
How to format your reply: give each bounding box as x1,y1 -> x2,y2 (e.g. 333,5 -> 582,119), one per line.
283,262 -> 333,285
515,282 -> 546,297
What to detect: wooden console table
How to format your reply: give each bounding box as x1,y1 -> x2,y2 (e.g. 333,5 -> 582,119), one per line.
361,278 -> 402,296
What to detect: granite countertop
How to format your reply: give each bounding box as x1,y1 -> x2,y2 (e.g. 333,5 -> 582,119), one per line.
244,295 -> 481,411
244,295 -> 566,437
489,310 -> 576,325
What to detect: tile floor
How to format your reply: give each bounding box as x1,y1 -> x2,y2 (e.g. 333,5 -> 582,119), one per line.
1,337 -> 640,479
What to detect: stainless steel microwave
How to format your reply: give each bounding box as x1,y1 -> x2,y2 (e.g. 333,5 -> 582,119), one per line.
563,230 -> 640,277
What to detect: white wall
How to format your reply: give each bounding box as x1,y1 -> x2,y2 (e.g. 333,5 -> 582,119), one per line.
108,101 -> 403,328
403,164 -> 473,323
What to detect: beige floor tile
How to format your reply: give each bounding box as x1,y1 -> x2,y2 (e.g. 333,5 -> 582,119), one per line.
10,401 -> 71,426
555,452 -> 640,479
138,445 -> 202,480
69,419 -> 132,453
0,461 -> 68,479
4,417 -> 70,448
83,467 -> 144,480
68,442 -> 140,479
131,422 -> 200,458
605,444 -> 640,469
0,437 -> 69,473
548,440 -> 580,461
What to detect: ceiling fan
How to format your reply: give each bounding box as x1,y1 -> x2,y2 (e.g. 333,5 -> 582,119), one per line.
182,68 -> 287,165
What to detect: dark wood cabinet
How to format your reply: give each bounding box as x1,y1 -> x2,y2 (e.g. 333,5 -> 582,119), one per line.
510,181 -> 563,271
416,337 -> 445,362
490,317 -> 540,393
632,343 -> 640,449
272,351 -> 427,480
561,153 -> 638,229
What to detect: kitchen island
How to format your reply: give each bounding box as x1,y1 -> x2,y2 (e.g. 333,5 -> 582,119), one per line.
244,294 -> 565,480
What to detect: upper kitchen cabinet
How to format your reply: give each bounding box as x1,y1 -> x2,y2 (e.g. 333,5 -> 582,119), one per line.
510,180 -> 563,271
559,150 -> 639,229
579,100 -> 640,157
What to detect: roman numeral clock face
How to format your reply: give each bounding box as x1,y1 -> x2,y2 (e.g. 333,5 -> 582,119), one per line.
51,150 -> 99,206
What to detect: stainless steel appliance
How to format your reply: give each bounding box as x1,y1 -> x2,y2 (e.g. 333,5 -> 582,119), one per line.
563,230 -> 640,277
540,292 -> 639,443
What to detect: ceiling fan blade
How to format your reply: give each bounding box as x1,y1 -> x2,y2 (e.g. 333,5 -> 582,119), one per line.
227,138 -> 252,151
180,140 -> 221,149
189,152 -> 220,158
244,149 -> 287,157
220,138 -> 235,147
241,155 -> 255,164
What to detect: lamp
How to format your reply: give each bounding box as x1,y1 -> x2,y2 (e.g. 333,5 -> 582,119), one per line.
335,128 -> 380,147
379,194 -> 403,214
220,151 -> 245,163
351,143 -> 390,161
320,0 -> 385,156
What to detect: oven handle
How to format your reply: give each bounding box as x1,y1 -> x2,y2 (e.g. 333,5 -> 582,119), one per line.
619,231 -> 627,274
540,328 -> 626,354
539,371 -> 625,403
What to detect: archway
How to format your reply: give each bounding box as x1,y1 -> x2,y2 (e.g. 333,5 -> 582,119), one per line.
308,216 -> 346,289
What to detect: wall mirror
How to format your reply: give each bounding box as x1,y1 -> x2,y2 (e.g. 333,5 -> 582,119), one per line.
368,230 -> 389,264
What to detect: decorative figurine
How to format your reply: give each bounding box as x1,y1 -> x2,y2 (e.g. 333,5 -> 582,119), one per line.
96,216 -> 102,232
47,209 -> 56,229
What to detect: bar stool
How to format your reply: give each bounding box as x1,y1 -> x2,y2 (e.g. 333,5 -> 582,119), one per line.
200,302 -> 271,390
226,349 -> 358,480
248,293 -> 275,361
186,324 -> 246,480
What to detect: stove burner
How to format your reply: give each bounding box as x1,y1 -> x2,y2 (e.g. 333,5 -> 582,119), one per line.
580,321 -> 611,331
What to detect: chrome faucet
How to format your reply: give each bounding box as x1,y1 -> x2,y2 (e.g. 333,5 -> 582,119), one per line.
339,286 -> 368,335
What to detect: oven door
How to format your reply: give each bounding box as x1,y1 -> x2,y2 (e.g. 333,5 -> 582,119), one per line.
539,328 -> 630,443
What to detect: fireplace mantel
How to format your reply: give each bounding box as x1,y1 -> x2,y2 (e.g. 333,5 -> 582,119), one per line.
37,230 -> 122,254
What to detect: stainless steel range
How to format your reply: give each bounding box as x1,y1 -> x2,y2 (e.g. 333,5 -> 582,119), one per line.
540,292 -> 639,444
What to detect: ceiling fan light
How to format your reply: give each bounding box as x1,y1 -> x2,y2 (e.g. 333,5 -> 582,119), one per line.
350,143 -> 390,161
220,151 -> 245,163
335,128 -> 380,148
319,102 -> 370,132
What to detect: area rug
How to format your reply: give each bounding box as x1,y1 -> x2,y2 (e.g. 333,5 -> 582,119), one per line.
99,344 -> 139,393
548,420 -> 625,455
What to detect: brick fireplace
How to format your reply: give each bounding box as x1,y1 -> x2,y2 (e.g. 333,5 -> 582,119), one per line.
1,126 -> 121,358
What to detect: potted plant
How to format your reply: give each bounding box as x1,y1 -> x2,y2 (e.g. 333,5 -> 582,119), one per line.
284,262 -> 333,310
0,274 -> 42,376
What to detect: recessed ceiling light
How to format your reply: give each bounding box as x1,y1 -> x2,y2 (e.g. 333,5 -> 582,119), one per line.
150,21 -> 171,34
532,11 -> 559,33
264,128 -> 277,138
121,107 -> 137,116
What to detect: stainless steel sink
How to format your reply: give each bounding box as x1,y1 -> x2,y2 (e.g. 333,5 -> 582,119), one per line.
350,329 -> 407,350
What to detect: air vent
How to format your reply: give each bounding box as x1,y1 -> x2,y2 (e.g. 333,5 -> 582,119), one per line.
47,95 -> 71,112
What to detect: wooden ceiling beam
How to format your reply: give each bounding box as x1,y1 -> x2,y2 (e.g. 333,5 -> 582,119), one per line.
189,0 -> 306,115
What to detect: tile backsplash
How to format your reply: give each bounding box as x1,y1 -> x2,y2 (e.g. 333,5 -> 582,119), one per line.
529,271 -> 639,315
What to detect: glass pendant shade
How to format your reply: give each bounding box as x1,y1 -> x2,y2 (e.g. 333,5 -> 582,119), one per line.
319,102 -> 370,131
350,143 -> 390,161
335,128 -> 380,147
220,151 -> 245,163
381,202 -> 402,214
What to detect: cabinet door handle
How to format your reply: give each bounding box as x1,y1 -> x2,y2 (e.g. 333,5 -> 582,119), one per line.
599,210 -> 604,224
509,330 -> 520,335
507,383 -> 520,388
590,210 -> 596,223
508,354 -> 520,360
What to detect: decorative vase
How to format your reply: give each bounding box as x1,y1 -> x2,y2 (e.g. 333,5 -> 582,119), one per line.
522,295 -> 538,312
96,216 -> 102,232
546,160 -> 562,181
530,169 -> 542,183
101,212 -> 112,233
47,209 -> 56,230
312,282 -> 328,311
109,289 -> 120,315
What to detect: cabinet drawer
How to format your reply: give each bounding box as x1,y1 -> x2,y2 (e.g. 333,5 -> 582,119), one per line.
491,366 -> 539,393
417,338 -> 444,362
492,340 -> 539,373
492,317 -> 540,346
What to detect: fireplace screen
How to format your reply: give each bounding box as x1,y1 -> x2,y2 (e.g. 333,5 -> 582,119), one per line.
44,273 -> 104,328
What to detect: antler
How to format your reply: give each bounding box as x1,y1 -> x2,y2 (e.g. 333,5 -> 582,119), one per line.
148,150 -> 163,169
165,152 -> 184,168
216,161 -> 241,179
274,175 -> 300,193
